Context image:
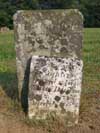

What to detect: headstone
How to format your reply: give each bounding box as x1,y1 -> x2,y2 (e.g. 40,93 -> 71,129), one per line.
14,9 -> 83,125
0,27 -> 10,33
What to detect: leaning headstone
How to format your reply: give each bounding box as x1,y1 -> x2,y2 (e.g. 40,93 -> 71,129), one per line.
14,9 -> 83,125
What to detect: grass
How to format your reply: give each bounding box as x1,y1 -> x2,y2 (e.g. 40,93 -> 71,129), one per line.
0,31 -> 18,99
0,29 -> 100,132
0,28 -> 100,97
0,32 -> 15,62
0,28 -> 99,111
82,28 -> 100,93
0,29 -> 100,95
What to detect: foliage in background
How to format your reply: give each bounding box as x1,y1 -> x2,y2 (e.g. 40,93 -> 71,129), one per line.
0,0 -> 100,29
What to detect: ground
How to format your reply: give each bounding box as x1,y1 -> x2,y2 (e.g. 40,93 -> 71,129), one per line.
0,29 -> 100,133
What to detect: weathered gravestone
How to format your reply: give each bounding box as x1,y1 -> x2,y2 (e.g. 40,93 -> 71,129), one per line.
14,9 -> 83,125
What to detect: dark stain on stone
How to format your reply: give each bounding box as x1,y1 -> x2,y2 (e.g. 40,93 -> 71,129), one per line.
69,64 -> 74,71
36,86 -> 41,90
39,59 -> 46,66
55,66 -> 58,70
61,38 -> 68,45
77,61 -> 80,66
60,102 -> 66,113
68,81 -> 72,86
48,88 -> 51,92
31,41 -> 35,47
66,90 -> 71,95
53,65 -> 58,70
60,47 -> 68,54
60,89 -> 64,94
39,45 -> 47,49
61,67 -> 66,71
57,58 -> 62,62
60,102 -> 64,109
55,104 -> 58,108
55,96 -> 61,101
69,86 -> 73,90
39,80 -> 45,86
53,101 -> 55,104
51,63 -> 58,70
30,31 -> 36,36
42,67 -> 47,72
59,82 -> 62,85
34,94 -> 42,101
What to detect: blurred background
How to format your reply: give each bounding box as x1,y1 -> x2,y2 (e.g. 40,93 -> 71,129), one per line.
0,1 -> 100,132
0,0 -> 100,29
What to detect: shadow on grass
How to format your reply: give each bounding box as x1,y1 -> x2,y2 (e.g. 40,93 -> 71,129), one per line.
0,58 -> 31,114
0,72 -> 19,100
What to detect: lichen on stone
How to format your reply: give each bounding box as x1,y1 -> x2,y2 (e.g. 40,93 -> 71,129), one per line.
13,9 -> 83,125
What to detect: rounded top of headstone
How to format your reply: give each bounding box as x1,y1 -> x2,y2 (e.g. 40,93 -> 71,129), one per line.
13,9 -> 83,22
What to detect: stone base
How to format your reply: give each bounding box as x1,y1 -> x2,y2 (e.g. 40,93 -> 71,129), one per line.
28,56 -> 83,125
